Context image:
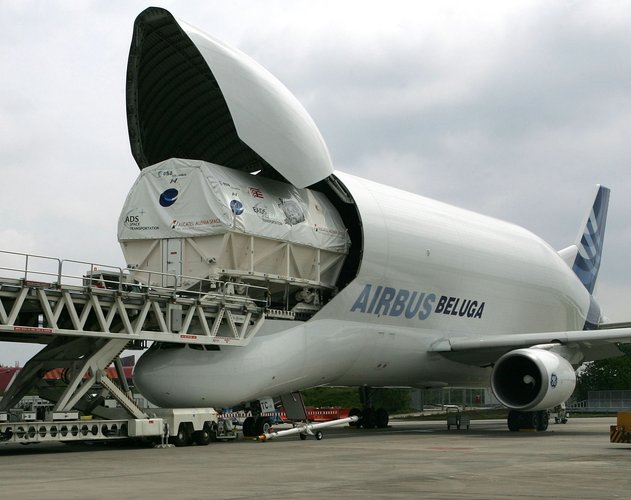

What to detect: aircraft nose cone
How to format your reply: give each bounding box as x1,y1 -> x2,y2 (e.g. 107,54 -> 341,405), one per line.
133,349 -> 178,407
133,345 -> 247,408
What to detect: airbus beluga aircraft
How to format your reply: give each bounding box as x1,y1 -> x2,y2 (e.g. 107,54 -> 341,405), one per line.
123,7 -> 631,435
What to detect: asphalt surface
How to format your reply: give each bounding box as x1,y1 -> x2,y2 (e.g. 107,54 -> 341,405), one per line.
0,417 -> 628,499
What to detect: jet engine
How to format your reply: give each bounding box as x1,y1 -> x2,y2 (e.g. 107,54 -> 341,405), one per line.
491,348 -> 576,411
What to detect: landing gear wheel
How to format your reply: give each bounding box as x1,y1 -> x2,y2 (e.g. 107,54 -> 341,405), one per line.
171,423 -> 191,447
529,411 -> 540,430
375,408 -> 389,428
315,431 -> 323,441
361,408 -> 376,429
507,410 -> 520,432
349,408 -> 362,427
242,416 -> 256,437
536,411 -> 549,432
507,410 -> 550,432
255,417 -> 272,435
299,433 -> 307,440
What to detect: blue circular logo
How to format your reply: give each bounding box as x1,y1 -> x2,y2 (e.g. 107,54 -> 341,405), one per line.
230,199 -> 244,215
159,188 -> 179,207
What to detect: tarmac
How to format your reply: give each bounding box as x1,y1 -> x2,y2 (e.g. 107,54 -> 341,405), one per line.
0,416 -> 628,499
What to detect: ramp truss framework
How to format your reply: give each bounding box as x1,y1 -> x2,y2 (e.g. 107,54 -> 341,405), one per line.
0,250 -> 267,419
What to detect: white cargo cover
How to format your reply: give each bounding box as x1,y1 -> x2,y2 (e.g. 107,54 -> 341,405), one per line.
127,8 -> 333,188
118,158 -> 349,252
182,21 -> 334,188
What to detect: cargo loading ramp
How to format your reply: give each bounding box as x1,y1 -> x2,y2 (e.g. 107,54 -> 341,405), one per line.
0,250 -> 266,419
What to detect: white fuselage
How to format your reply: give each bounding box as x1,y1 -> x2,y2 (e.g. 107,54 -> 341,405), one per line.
133,171 -> 591,408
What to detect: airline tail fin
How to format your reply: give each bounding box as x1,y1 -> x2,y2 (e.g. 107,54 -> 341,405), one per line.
559,185 -> 610,294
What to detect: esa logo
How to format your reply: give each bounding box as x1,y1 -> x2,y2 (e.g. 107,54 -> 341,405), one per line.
159,188 -> 179,207
230,199 -> 244,215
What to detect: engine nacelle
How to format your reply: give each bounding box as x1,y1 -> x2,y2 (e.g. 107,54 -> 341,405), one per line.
491,348 -> 576,412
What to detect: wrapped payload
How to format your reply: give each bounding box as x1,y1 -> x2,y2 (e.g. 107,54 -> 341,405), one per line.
118,158 -> 350,290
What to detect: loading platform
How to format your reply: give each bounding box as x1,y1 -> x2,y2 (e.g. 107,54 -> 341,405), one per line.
0,250 -> 266,435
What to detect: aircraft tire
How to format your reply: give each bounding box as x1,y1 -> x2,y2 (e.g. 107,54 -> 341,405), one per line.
349,408 -> 362,427
507,410 -> 520,432
255,416 -> 272,435
315,431 -> 323,440
375,408 -> 389,428
529,411 -> 540,430
361,408 -> 376,429
536,411 -> 549,432
242,416 -> 256,437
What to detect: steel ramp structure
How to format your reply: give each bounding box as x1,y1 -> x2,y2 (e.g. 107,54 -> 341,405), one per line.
0,250 -> 267,419
0,336 -> 145,418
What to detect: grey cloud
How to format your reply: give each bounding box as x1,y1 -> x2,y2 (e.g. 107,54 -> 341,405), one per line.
1,1 -> 631,364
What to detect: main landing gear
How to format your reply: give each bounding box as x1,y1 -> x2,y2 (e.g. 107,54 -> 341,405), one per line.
507,410 -> 549,432
242,416 -> 273,437
351,407 -> 390,429
353,387 -> 390,429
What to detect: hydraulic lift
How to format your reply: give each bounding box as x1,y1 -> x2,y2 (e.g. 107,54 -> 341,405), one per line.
0,250 -> 266,444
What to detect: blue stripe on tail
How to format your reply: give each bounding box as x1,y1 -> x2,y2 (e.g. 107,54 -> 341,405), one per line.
572,185 -> 610,294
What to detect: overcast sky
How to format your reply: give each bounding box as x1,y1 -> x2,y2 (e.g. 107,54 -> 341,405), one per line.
1,0 -> 630,364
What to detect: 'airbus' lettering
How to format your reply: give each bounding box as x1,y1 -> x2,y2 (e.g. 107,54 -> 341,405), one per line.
351,285 -> 485,320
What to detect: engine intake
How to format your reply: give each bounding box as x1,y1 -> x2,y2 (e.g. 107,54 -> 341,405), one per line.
491,348 -> 576,411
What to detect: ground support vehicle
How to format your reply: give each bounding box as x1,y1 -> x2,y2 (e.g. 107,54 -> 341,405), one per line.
0,407 -> 237,446
446,406 -> 470,430
0,251 -> 263,446
610,412 -> 631,444
258,415 -> 359,441
150,408 -> 237,446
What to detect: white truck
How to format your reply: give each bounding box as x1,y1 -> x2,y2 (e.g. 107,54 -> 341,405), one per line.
0,406 -> 237,446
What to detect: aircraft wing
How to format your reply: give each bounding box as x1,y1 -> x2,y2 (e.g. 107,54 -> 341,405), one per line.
430,326 -> 631,366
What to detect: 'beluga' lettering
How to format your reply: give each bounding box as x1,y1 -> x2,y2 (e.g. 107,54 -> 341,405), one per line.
458,299 -> 471,317
436,296 -> 485,319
